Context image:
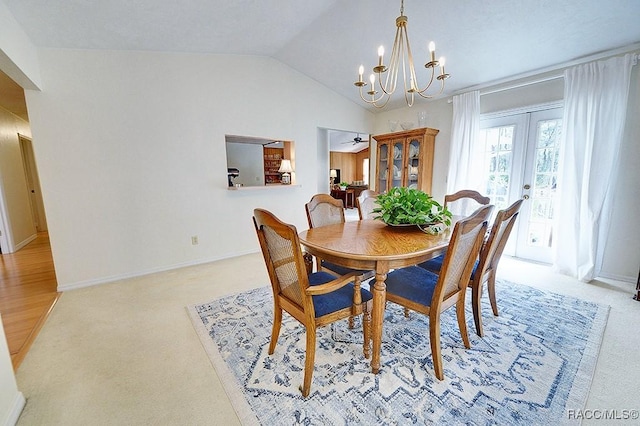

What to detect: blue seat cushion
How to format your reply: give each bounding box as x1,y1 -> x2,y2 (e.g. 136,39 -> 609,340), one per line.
321,260 -> 370,277
385,266 -> 438,307
309,271 -> 373,318
418,255 -> 479,280
417,254 -> 445,273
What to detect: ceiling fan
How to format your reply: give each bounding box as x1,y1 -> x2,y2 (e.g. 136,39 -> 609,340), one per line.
341,133 -> 370,145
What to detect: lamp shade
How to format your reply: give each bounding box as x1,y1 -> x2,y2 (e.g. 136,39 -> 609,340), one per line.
278,159 -> 293,173
330,169 -> 338,178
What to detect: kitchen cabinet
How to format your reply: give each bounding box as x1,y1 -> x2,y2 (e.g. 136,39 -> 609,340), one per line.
373,127 -> 439,194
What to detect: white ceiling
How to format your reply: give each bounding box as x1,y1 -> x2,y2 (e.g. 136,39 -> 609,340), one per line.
1,0 -> 640,150
329,131 -> 370,153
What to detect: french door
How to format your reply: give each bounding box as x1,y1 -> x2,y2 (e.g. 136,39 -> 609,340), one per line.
478,106 -> 563,263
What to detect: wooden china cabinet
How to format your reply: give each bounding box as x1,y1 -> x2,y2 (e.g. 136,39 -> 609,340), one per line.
373,127 -> 439,194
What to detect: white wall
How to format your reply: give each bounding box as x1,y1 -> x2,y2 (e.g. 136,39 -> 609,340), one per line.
24,48 -> 373,289
0,106 -> 36,251
0,315 -> 24,426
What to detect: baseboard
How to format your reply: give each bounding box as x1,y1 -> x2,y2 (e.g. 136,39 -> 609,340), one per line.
12,234 -> 37,252
2,391 -> 25,426
57,248 -> 260,291
598,271 -> 635,284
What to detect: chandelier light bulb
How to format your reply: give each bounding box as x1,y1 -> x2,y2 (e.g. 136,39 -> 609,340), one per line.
429,41 -> 436,62
378,46 -> 384,66
368,74 -> 377,97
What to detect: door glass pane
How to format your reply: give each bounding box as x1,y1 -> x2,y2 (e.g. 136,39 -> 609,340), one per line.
378,144 -> 388,191
526,119 -> 561,249
391,142 -> 404,188
478,125 -> 514,212
408,139 -> 420,188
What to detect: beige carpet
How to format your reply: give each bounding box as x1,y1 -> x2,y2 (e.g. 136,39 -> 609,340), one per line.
14,254 -> 640,425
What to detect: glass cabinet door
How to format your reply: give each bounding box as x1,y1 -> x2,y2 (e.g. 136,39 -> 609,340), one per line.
377,143 -> 389,192
407,138 -> 421,189
391,140 -> 404,189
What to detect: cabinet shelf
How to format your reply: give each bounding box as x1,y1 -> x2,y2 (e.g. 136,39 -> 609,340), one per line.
263,147 -> 284,184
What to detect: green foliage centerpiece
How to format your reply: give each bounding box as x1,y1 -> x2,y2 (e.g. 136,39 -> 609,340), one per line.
372,187 -> 452,234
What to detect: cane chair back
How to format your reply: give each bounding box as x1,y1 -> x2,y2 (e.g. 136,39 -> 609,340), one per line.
253,208 -> 372,397
470,198 -> 523,336
444,189 -> 491,216
356,190 -> 379,220
418,198 -> 523,337
384,204 -> 493,380
305,194 -> 345,228
304,194 -> 375,328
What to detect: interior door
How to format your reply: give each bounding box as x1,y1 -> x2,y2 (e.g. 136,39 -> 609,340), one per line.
19,134 -> 48,232
479,107 -> 562,263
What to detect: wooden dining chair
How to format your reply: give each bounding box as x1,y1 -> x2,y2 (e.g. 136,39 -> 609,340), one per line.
419,199 -> 523,337
356,189 -> 379,220
444,189 -> 491,216
384,204 -> 493,380
305,194 -> 375,327
253,208 -> 372,397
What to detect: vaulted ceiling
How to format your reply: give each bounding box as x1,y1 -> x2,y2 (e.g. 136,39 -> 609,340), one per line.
2,0 -> 639,149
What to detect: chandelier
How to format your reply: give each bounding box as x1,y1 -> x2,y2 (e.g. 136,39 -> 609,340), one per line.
354,0 -> 450,108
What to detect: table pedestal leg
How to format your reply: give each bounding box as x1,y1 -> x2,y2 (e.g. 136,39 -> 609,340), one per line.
371,263 -> 388,374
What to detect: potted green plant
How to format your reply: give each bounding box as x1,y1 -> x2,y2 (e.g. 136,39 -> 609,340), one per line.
372,187 -> 452,234
339,181 -> 349,190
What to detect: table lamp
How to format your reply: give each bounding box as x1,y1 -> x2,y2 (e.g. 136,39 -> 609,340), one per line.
330,169 -> 337,185
278,159 -> 293,185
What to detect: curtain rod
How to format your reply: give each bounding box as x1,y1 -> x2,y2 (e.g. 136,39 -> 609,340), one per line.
448,43 -> 640,101
479,74 -> 564,96
446,75 -> 562,102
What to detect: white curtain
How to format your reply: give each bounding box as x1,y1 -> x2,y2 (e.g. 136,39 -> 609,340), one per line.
446,90 -> 481,214
553,53 -> 637,282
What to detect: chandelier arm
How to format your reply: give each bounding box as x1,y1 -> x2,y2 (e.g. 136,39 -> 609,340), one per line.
415,77 -> 446,99
373,96 -> 392,108
401,46 -> 412,95
377,71 -> 393,96
380,20 -> 405,96
404,88 -> 415,107
414,67 -> 436,95
402,25 -> 419,93
358,83 -> 391,108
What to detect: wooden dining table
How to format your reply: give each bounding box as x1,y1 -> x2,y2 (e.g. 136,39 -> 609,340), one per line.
298,219 -> 456,374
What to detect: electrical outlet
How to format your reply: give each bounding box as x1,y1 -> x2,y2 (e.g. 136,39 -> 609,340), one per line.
191,236 -> 198,245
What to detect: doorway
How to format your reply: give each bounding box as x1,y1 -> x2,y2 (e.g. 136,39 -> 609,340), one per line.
18,134 -> 47,232
478,105 -> 563,263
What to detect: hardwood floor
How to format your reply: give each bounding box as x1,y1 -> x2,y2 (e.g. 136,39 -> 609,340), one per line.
0,232 -> 60,370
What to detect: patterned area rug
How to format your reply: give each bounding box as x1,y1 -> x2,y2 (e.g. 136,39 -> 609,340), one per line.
187,280 -> 608,425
